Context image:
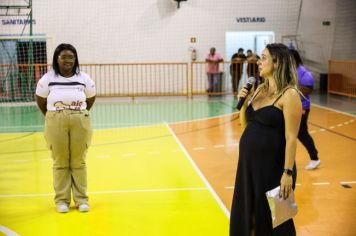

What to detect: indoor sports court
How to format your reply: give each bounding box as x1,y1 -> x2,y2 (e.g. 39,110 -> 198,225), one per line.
0,96 -> 355,235
1,0 -> 355,236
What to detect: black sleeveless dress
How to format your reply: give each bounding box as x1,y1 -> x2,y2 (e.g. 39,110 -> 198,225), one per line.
230,93 -> 297,236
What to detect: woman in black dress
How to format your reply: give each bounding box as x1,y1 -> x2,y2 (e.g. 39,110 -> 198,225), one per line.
230,43 -> 302,236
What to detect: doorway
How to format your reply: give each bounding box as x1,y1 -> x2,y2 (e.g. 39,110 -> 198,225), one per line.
225,31 -> 275,90
225,31 -> 275,60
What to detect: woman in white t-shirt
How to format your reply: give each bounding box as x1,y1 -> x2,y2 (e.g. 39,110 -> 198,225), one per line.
36,43 -> 96,213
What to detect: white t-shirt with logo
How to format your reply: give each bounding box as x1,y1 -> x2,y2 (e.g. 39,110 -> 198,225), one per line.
36,70 -> 96,111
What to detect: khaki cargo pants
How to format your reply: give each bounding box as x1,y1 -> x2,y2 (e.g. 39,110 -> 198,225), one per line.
44,109 -> 92,206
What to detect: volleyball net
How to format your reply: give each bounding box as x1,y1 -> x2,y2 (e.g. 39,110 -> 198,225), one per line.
0,36 -> 53,102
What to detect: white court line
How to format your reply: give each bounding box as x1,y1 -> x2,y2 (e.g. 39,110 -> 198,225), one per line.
0,111 -> 238,132
340,181 -> 356,185
214,144 -> 225,148
307,104 -> 356,134
225,183 -> 302,189
192,147 -> 205,151
228,143 -> 239,146
89,187 -> 207,195
312,182 -> 330,185
0,193 -> 53,198
0,125 -> 42,129
0,226 -> 20,236
165,123 -> 230,219
168,110 -> 239,125
0,187 -> 208,198
225,182 -> 356,187
2,103 -> 353,133
94,122 -> 165,131
1,121 -> 169,133
311,104 -> 356,118
121,153 -> 136,157
0,101 -> 35,107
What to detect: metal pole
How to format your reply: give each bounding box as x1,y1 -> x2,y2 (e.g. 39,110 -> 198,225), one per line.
27,0 -> 35,100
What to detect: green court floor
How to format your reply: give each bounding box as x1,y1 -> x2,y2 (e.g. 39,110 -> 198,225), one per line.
0,98 -> 238,132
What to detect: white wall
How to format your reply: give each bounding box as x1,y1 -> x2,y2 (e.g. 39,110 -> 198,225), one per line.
297,0 -> 337,72
1,0 -> 354,69
331,0 -> 356,60
294,0 -> 355,86
0,0 -> 300,63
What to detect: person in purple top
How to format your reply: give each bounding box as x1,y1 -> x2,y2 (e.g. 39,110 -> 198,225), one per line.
290,49 -> 320,170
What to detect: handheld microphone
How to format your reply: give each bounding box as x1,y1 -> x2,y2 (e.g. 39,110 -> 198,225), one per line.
236,77 -> 256,110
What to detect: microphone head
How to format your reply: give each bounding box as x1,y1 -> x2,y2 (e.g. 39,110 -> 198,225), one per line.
247,77 -> 256,85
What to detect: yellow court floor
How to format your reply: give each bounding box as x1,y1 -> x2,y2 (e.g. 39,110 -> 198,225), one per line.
0,125 -> 229,236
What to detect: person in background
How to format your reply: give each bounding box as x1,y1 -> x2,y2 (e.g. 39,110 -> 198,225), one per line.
246,49 -> 260,78
36,43 -> 96,213
230,48 -> 246,94
205,47 -> 223,93
230,43 -> 302,235
289,49 -> 320,170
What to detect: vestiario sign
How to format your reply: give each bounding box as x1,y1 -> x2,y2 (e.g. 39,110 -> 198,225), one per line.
236,17 -> 266,23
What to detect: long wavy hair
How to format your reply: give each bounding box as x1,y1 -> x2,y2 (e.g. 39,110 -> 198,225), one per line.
52,43 -> 80,76
261,43 -> 298,94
